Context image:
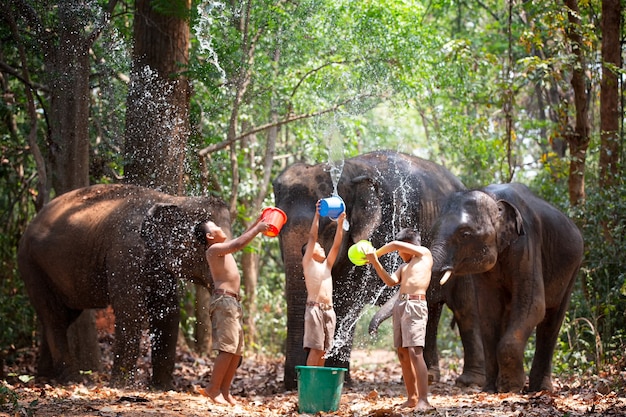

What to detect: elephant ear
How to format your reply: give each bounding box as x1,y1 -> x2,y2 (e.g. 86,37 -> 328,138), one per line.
347,174 -> 382,242
141,203 -> 191,258
495,199 -> 524,250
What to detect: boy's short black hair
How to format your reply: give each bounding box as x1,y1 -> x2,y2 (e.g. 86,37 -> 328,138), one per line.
396,228 -> 421,246
301,242 -> 308,256
194,222 -> 211,245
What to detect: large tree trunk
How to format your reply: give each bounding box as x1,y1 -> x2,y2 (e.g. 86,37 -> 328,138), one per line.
47,13 -> 90,193
43,0 -> 103,374
599,0 -> 621,189
124,0 -> 191,196
242,250 -> 260,347
564,0 -> 591,207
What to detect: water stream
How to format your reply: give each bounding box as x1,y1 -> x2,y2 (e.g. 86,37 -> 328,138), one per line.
328,159 -> 421,361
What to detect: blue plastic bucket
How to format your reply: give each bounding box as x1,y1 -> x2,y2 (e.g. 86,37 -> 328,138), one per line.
319,196 -> 345,220
295,365 -> 347,413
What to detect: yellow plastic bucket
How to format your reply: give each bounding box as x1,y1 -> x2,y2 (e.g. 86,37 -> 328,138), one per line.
348,240 -> 374,266
295,365 -> 347,413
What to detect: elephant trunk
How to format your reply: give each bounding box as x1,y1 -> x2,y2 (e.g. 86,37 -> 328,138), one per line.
368,291 -> 397,335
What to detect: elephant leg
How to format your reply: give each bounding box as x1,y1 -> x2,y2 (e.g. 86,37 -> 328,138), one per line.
20,263 -> 77,381
475,281 -> 504,393
529,292 -> 573,392
446,275 -> 485,387
284,279 -> 308,390
36,300 -> 78,380
36,324 -> 55,377
424,301 -> 442,383
148,276 -> 179,390
496,304 -> 538,393
110,304 -> 143,387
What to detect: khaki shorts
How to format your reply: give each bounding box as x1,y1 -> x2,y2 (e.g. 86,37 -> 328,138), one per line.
393,299 -> 428,348
303,304 -> 336,352
209,294 -> 244,355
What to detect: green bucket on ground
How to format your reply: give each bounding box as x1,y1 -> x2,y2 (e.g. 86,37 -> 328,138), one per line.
295,365 -> 347,413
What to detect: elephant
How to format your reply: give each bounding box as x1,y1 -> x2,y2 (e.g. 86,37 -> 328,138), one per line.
273,150 -> 485,390
17,183 -> 231,389
429,183 -> 584,393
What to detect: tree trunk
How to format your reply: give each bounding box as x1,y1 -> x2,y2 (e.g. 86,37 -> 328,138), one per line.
124,0 -> 191,196
599,0 -> 621,189
564,0 -> 591,207
242,250 -> 260,348
43,1 -> 103,374
47,3 -> 91,194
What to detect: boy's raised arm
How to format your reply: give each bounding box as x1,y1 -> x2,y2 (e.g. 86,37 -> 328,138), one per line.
325,212 -> 346,267
208,217 -> 268,257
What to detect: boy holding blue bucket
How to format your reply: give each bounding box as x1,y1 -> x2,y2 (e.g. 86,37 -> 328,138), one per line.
365,229 -> 435,412
301,200 -> 346,366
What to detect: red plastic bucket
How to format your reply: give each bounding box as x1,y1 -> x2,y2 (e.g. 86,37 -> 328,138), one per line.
261,207 -> 287,237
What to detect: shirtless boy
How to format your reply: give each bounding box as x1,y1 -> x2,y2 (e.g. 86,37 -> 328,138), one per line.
365,228 -> 434,411
301,201 -> 346,366
194,216 -> 269,406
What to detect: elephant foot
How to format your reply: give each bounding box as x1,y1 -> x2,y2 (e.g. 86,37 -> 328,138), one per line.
427,368 -> 440,384
496,373 -> 526,393
528,375 -> 553,393
50,364 -> 81,384
455,370 -> 486,388
151,378 -> 174,391
110,370 -> 136,388
482,384 -> 496,393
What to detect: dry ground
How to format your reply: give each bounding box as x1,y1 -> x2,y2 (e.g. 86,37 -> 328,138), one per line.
2,343 -> 625,417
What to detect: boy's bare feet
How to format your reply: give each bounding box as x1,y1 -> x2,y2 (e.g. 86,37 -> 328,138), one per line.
415,399 -> 435,411
398,399 -> 435,411
398,399 -> 417,408
197,386 -> 232,406
224,392 -> 238,405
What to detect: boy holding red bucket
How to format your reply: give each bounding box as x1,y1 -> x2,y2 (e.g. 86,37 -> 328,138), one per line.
301,200 -> 346,366
194,215 -> 270,406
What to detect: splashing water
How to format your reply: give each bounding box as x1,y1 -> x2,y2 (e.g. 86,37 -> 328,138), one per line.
326,124 -> 350,231
328,160 -> 422,361
194,1 -> 227,82
327,125 -> 344,195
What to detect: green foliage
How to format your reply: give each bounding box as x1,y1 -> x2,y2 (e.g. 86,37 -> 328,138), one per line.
565,183 -> 626,373
0,127 -> 37,365
0,381 -> 37,416
0,383 -> 19,410
248,236 -> 288,356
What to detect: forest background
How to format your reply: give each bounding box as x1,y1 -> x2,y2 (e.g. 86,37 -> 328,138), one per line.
0,0 -> 624,395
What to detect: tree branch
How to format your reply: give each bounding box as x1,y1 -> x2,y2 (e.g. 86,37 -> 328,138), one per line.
198,93 -> 379,156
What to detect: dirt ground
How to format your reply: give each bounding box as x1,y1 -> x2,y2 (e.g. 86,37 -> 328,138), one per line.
2,344 -> 625,417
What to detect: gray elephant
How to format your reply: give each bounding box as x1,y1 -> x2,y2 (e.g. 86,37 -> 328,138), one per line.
430,183 -> 584,393
273,150 -> 485,389
17,184 -> 230,389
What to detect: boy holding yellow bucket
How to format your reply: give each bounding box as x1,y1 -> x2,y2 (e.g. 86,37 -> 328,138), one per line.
365,229 -> 435,412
